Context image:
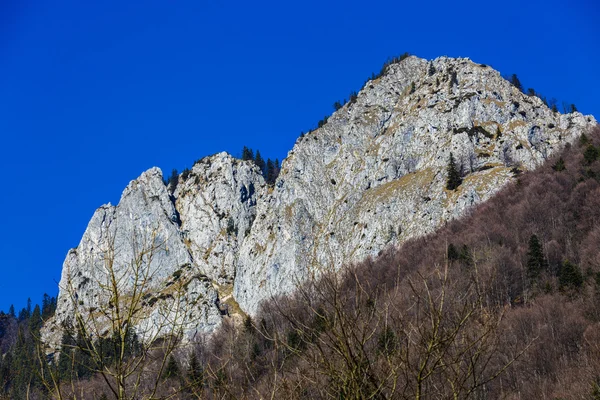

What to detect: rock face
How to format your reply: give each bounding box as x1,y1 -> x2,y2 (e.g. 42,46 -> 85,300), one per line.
43,56 -> 596,348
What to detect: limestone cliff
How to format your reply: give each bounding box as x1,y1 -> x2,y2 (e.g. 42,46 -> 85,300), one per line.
42,56 -> 596,349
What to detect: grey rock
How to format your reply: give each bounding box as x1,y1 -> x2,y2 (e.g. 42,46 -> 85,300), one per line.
43,56 -> 597,348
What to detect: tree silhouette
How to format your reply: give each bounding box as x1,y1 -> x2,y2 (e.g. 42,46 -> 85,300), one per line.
254,150 -> 266,175
266,159 -> 275,184
241,146 -> 254,161
168,169 -> 179,193
526,234 -> 547,280
558,260 -> 583,289
446,152 -> 462,190
509,74 -> 523,92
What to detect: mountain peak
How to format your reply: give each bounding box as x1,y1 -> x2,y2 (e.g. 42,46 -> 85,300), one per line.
42,56 -> 596,350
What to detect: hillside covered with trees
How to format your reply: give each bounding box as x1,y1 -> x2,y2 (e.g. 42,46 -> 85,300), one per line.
2,126 -> 595,398
177,126 -> 600,399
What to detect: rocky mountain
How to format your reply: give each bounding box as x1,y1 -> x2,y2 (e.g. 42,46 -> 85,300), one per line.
42,56 -> 596,350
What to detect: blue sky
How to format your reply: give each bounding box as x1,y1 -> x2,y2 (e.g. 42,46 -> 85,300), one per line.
0,0 -> 598,312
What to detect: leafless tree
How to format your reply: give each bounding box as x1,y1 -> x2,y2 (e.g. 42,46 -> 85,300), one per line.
37,224 -> 202,400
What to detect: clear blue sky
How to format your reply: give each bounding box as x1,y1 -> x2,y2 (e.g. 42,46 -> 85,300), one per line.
1,0 -> 598,312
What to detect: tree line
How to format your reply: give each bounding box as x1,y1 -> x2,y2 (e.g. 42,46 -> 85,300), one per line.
241,146 -> 280,185
507,73 -> 578,113
17,125 -> 599,399
162,147 -> 282,195
0,294 -> 57,399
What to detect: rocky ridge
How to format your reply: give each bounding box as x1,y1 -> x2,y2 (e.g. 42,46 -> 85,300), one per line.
42,56 -> 596,349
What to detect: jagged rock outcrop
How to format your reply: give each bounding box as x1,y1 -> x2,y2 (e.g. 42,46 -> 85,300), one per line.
43,56 -> 596,348
43,160 -> 262,349
175,153 -> 266,284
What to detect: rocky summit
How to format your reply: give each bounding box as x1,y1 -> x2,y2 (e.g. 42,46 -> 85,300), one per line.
42,56 -> 596,350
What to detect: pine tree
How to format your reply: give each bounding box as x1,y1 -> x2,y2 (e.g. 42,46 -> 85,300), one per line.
241,146 -> 254,161
459,244 -> 472,266
428,62 -> 435,76
266,159 -> 275,184
168,169 -> 179,193
41,293 -> 57,320
349,91 -> 358,104
29,305 -> 42,335
509,74 -> 523,92
584,145 -> 599,165
243,315 -> 255,334
449,70 -> 458,90
17,308 -> 28,322
446,152 -> 462,190
41,294 -> 50,320
552,157 -> 566,171
57,333 -> 75,380
187,351 -> 203,388
8,305 -> 15,318
11,326 -> 38,396
181,168 -> 191,181
163,355 -> 180,380
559,260 -> 583,289
254,151 -> 266,175
526,234 -> 547,280
447,244 -> 459,261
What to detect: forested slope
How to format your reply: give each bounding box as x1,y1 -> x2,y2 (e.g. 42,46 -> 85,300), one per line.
177,125 -> 600,399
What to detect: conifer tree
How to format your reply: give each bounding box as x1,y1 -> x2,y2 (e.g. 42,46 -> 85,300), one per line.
168,169 -> 179,193
559,260 -> 583,289
241,146 -> 254,161
509,74 -> 523,92
254,150 -> 266,175
428,62 -> 435,76
584,144 -> 599,165
41,293 -> 57,320
552,157 -> 566,171
446,152 -> 462,190
447,244 -> 459,261
163,355 -> 180,381
29,304 -> 42,334
41,294 -> 51,320
187,351 -> 203,388
526,234 -> 547,280
266,159 -> 275,184
459,244 -> 472,266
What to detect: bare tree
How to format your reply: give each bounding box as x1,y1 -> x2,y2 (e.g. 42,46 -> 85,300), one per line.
225,258 -> 532,400
37,224 -> 203,400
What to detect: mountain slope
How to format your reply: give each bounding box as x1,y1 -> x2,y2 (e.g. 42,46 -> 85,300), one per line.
185,125 -> 600,400
234,55 -> 595,314
42,55 -> 596,349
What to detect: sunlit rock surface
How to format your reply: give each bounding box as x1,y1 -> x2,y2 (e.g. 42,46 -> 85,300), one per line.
43,56 -> 596,349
